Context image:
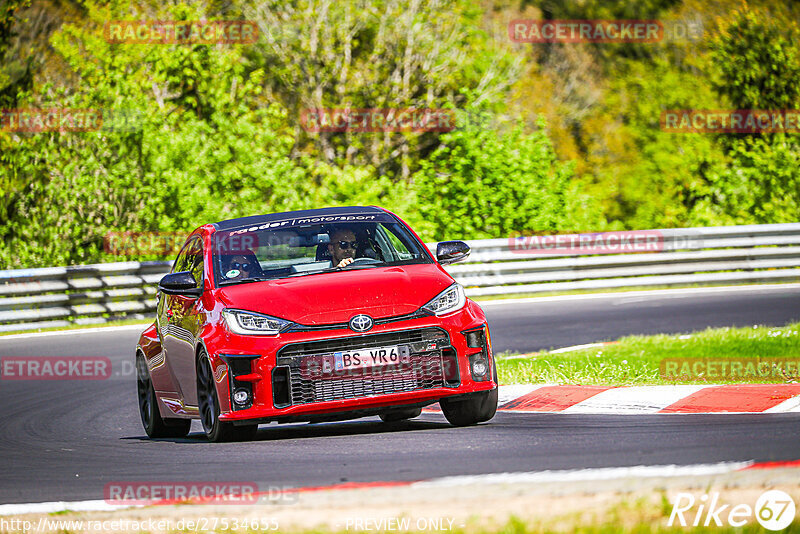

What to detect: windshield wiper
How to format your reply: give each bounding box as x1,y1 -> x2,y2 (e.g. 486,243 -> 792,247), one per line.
219,277 -> 269,286
344,264 -> 382,269
284,268 -> 338,278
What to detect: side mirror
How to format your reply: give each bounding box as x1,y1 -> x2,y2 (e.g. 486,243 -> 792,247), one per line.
436,241 -> 471,265
158,271 -> 202,297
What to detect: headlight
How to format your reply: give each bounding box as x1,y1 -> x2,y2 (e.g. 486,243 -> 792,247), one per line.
221,309 -> 292,335
421,284 -> 466,316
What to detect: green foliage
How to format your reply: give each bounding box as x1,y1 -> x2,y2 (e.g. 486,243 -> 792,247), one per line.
246,0 -> 521,179
701,137 -> 800,224
0,0 -> 31,108
702,3 -> 800,223
0,1 -> 305,268
710,4 -> 800,110
413,108 -> 601,240
3,0 -> 800,268
0,0 -> 566,268
0,0 -> 32,221
592,57 -> 728,228
1,115 -> 158,267
511,0 -> 800,230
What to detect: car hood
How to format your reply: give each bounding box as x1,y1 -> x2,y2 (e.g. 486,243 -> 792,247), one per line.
215,263 -> 453,325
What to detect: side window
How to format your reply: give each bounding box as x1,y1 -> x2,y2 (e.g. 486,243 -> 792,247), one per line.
171,237 -> 203,285
188,239 -> 204,285
382,225 -> 412,255
376,224 -> 416,261
171,239 -> 194,274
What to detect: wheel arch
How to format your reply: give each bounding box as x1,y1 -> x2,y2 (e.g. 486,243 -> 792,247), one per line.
194,338 -> 232,413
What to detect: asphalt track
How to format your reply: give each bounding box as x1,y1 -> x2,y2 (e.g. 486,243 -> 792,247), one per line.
1,285 -> 799,505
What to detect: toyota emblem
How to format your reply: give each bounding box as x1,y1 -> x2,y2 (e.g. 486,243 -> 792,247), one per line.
349,314 -> 374,332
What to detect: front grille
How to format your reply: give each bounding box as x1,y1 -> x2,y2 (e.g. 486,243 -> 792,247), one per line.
285,311 -> 430,333
276,328 -> 451,405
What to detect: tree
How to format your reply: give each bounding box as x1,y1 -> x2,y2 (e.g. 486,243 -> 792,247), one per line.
412,107 -> 602,240
0,0 -> 31,108
703,3 -> 800,223
245,0 -> 521,180
0,2 -> 305,267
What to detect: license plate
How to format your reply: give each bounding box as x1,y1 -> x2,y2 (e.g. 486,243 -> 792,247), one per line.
333,345 -> 404,371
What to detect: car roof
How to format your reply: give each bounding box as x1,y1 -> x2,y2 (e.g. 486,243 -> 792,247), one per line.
210,206 -> 389,231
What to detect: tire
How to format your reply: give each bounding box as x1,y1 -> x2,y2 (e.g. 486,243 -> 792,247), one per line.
440,361 -> 498,427
136,352 -> 191,438
196,351 -> 258,442
379,407 -> 422,423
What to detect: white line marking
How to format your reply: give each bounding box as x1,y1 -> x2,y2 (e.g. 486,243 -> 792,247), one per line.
497,384 -> 544,406
411,461 -> 755,488
476,283 -> 800,307
498,343 -> 617,359
0,462 -> 758,516
0,324 -> 149,341
0,500 -> 134,516
562,385 -> 707,414
765,395 -> 800,413
548,342 -> 614,354
8,456 -> 796,517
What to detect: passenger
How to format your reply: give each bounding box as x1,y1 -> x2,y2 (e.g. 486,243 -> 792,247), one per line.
221,252 -> 259,280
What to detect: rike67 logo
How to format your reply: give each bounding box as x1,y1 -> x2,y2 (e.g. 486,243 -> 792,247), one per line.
668,490 -> 796,531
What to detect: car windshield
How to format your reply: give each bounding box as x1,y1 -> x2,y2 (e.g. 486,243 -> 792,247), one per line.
212,214 -> 431,285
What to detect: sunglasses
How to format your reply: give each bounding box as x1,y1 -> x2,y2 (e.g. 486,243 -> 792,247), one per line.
336,241 -> 358,250
230,262 -> 251,271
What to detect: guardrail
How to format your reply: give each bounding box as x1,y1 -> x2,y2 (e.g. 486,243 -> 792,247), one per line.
0,262 -> 170,332
2,223 -> 800,332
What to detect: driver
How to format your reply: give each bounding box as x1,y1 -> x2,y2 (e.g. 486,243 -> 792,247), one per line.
327,227 -> 359,268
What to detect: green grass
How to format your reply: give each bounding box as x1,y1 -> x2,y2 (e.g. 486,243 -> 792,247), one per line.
497,322 -> 800,385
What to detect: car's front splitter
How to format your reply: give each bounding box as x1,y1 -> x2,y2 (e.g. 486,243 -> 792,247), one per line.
219,382 -> 496,424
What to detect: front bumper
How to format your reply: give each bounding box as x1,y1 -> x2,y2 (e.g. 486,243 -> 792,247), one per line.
208,302 -> 496,423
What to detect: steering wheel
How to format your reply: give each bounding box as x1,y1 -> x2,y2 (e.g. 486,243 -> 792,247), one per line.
346,257 -> 382,266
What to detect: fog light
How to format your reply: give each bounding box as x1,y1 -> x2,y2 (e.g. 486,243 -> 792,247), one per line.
471,355 -> 488,377
233,388 -> 251,405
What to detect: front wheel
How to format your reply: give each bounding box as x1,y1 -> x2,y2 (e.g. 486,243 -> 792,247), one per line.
136,352 -> 191,438
196,352 -> 257,442
440,387 -> 498,426
440,361 -> 498,426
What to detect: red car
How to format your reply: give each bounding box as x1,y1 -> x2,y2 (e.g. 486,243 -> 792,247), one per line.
135,206 -> 498,441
